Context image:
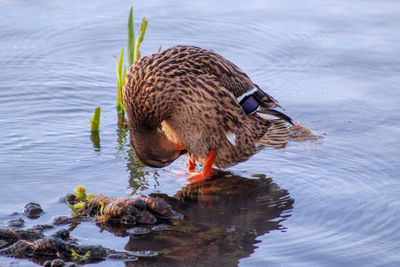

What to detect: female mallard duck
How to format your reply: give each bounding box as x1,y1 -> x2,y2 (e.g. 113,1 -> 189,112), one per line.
123,45 -> 293,184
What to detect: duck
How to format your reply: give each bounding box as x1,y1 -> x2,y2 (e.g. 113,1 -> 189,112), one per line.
123,45 -> 293,184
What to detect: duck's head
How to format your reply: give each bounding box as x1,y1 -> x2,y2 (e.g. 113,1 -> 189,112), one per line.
129,127 -> 185,168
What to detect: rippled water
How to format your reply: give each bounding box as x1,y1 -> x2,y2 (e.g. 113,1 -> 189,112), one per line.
1,0 -> 400,266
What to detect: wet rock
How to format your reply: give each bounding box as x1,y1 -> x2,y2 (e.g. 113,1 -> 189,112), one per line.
63,194 -> 78,205
128,250 -> 159,257
44,259 -> 66,267
136,210 -> 157,224
24,202 -> 43,219
7,218 -> 24,228
43,259 -> 79,267
0,228 -> 44,243
120,214 -> 136,225
127,227 -> 151,235
151,224 -> 169,232
50,229 -> 70,240
52,216 -> 74,225
134,195 -> 173,218
171,211 -> 184,221
131,198 -> 146,210
31,224 -> 54,232
125,205 -> 139,216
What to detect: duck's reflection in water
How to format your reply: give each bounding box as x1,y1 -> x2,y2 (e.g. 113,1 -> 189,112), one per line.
124,172 -> 294,266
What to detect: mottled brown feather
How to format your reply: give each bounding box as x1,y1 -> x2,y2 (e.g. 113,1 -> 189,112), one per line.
123,45 -> 291,168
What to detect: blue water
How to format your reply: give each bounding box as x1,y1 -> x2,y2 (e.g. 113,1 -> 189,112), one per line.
1,0 -> 399,266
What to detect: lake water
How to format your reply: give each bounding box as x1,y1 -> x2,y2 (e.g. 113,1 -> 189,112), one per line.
1,0 -> 399,266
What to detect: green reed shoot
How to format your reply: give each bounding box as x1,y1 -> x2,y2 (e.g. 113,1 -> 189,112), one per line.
115,6 -> 149,115
134,16 -> 148,62
128,7 -> 135,67
90,107 -> 101,132
116,48 -> 126,114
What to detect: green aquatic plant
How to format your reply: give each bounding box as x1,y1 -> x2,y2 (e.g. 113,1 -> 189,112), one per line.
73,185 -> 88,201
91,7 -> 156,143
90,107 -> 101,132
127,7 -> 135,67
71,249 -> 91,261
116,48 -> 127,114
65,199 -> 81,217
116,6 -> 149,115
134,16 -> 149,63
66,185 -> 96,217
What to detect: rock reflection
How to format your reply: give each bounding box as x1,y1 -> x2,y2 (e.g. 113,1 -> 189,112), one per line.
124,172 -> 294,266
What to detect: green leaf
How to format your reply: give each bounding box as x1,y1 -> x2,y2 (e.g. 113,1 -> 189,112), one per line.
65,198 -> 80,216
128,6 -> 135,67
99,201 -> 105,216
118,48 -> 124,83
90,107 -> 101,132
71,249 -> 91,261
116,48 -> 126,113
134,16 -> 148,63
73,185 -> 87,201
73,202 -> 86,210
158,45 -> 162,53
120,65 -> 127,112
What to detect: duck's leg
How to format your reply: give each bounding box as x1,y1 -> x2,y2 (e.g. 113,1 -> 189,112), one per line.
187,149 -> 216,184
176,144 -> 186,152
188,158 -> 197,172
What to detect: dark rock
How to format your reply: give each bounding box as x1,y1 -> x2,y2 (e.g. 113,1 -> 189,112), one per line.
127,227 -> 151,235
31,224 -> 54,232
50,229 -> 70,240
63,194 -> 77,205
136,210 -> 156,224
134,195 -> 173,218
7,218 -> 24,228
0,228 -> 44,243
151,224 -> 169,232
49,259 -> 66,267
132,198 -> 146,210
120,214 -> 136,225
125,205 -> 139,216
52,216 -> 73,225
24,202 -> 43,219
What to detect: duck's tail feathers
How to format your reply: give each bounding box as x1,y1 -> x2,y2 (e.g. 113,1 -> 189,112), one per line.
256,119 -> 290,149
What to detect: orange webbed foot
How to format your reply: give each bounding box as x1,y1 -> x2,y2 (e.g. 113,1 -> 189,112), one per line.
187,149 -> 216,184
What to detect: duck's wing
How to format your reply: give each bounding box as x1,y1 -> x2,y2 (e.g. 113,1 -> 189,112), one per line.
169,46 -> 293,124
226,80 -> 294,125
210,59 -> 293,125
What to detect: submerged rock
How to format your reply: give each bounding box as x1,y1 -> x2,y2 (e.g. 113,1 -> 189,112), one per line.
24,202 -> 43,219
127,227 -> 151,235
7,218 -> 24,228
